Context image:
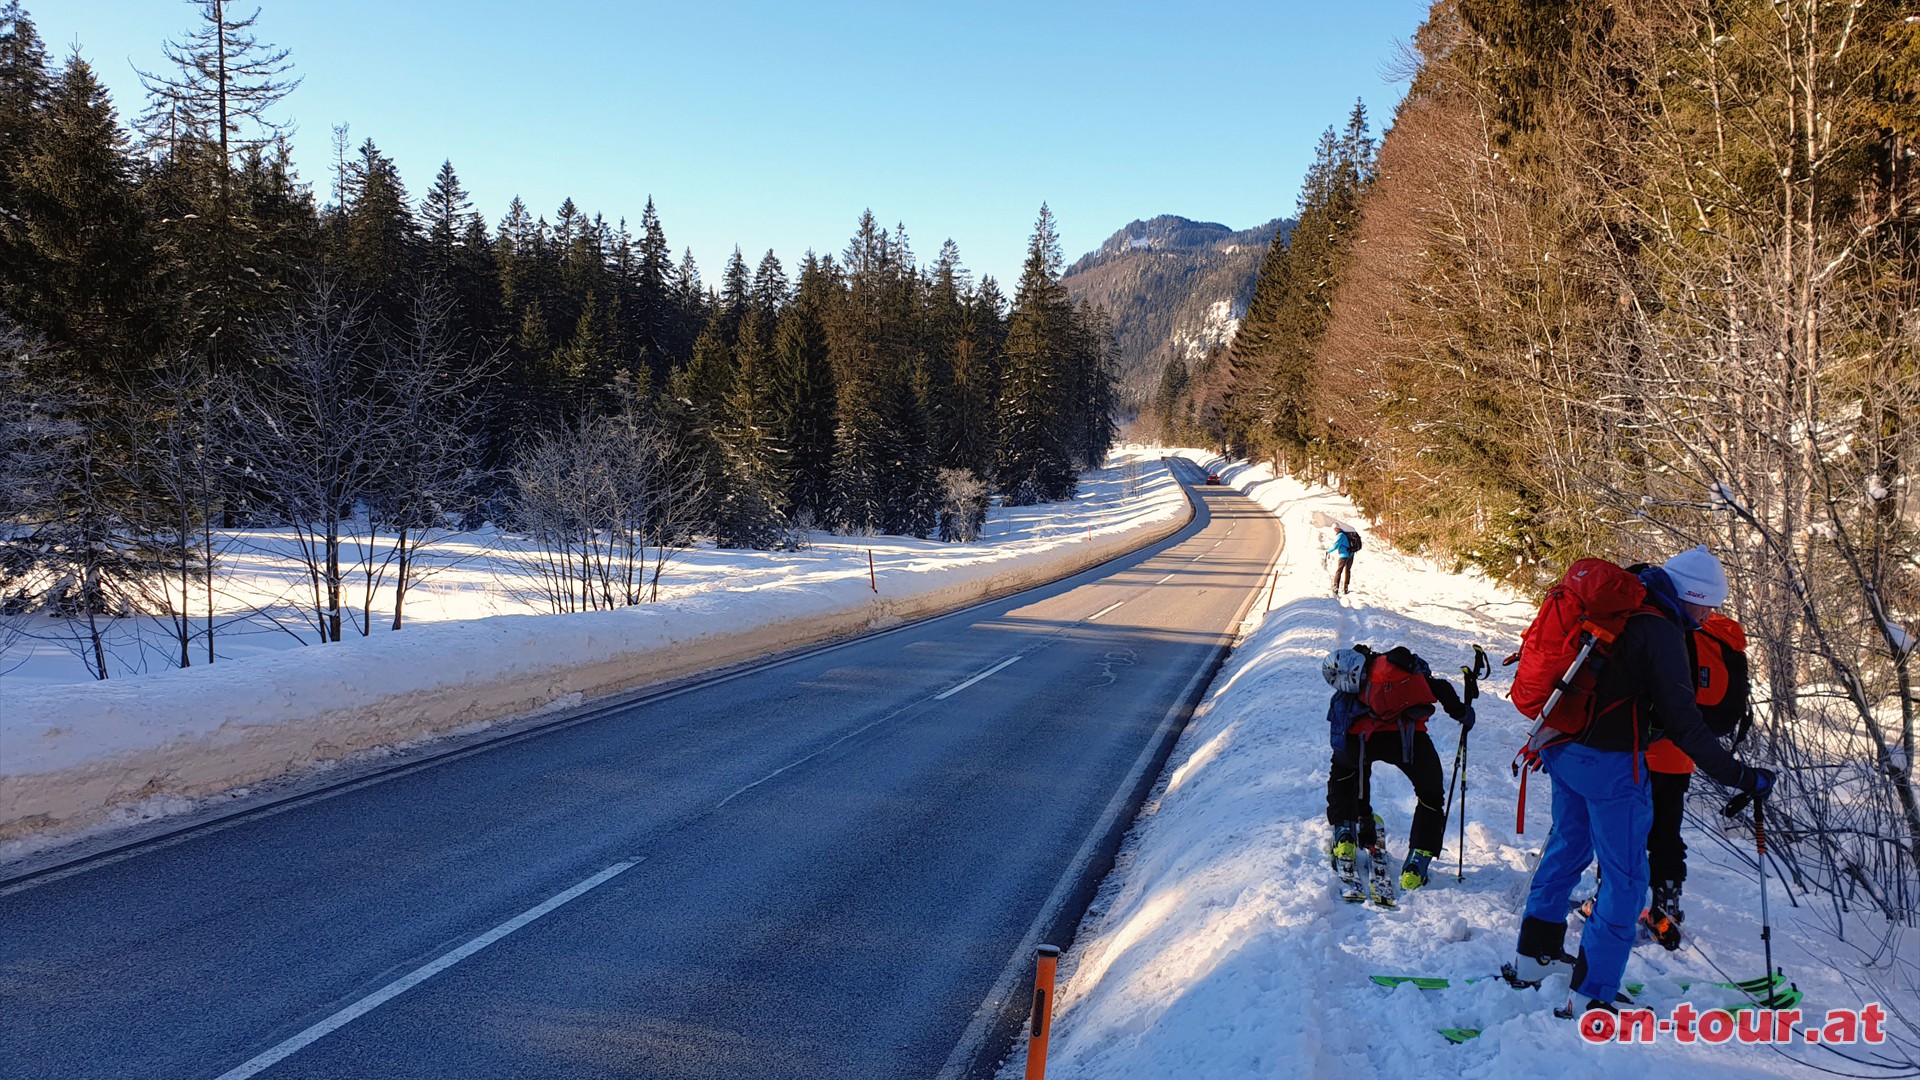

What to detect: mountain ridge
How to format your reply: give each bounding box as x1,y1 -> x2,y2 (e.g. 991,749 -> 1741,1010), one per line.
1062,214 -> 1291,400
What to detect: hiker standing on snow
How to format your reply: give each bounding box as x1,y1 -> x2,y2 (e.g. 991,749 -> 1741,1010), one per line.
1586,549 -> 1754,950
1510,547 -> 1774,1017
1323,645 -> 1476,892
1328,527 -> 1359,595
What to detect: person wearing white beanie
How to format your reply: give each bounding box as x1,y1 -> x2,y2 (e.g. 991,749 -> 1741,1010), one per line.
1512,543 -> 1771,1018
1663,545 -> 1729,611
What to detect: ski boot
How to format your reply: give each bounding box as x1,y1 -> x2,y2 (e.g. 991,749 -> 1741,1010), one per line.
1504,916 -> 1577,988
1331,824 -> 1364,902
1399,849 -> 1435,891
1640,879 -> 1684,951
1555,989 -> 1634,1020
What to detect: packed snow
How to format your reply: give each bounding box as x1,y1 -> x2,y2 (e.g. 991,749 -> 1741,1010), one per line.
1018,451 -> 1912,1079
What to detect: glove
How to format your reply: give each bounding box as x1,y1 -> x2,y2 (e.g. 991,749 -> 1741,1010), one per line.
1456,704 -> 1476,734
1740,766 -> 1776,796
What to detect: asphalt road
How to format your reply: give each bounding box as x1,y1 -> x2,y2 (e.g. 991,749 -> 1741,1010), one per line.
1,459 -> 1284,1080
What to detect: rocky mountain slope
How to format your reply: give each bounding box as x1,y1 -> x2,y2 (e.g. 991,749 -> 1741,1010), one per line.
1062,215 -> 1291,399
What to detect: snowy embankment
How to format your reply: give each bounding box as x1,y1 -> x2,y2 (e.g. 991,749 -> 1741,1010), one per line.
1024,451 -> 1891,1079
0,453 -> 1190,849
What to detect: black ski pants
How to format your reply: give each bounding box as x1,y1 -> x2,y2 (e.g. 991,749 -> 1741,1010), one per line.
1331,556 -> 1354,594
1648,768 -> 1691,886
1326,729 -> 1448,855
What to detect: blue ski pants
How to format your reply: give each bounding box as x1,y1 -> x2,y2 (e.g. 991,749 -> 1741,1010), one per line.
1522,742 -> 1653,1004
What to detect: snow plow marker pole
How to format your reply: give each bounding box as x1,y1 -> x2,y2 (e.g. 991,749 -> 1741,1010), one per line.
868,550 -> 877,593
1024,944 -> 1061,1080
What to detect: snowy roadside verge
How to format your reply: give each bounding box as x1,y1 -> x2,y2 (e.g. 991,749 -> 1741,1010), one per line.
1020,453 -> 1878,1079
0,456 -> 1193,849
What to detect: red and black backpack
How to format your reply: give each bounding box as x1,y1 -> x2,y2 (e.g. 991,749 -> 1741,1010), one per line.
1506,558 -> 1665,832
1361,647 -> 1438,721
1693,613 -> 1751,741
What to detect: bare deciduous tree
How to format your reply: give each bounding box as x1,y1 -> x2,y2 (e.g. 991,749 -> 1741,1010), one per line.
936,468 -> 988,543
227,276 -> 392,643
350,287 -> 489,633
507,408 -> 705,613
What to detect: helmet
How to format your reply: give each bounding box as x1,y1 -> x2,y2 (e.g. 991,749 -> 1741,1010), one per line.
1322,648 -> 1368,694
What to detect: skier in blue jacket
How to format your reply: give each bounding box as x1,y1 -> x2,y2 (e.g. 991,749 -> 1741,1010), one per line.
1329,529 -> 1359,595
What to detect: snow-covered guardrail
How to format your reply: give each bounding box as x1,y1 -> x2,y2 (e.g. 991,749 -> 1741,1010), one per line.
0,460 -> 1196,845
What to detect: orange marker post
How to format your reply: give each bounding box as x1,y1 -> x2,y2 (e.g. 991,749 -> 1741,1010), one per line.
1025,943 -> 1061,1080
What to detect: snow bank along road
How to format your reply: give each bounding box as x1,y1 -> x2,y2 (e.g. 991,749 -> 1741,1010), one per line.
0,459 -> 1283,1079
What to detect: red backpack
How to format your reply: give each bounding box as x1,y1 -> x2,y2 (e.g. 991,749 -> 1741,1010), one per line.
1361,648 -> 1437,720
1507,558 -> 1663,832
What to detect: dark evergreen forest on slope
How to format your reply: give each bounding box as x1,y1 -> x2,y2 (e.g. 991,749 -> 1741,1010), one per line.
1060,215 -> 1287,406
0,0 -> 1119,641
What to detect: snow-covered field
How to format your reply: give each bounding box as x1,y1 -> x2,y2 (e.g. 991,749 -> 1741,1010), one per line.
1023,451 -> 1910,1079
2,455 -> 1170,687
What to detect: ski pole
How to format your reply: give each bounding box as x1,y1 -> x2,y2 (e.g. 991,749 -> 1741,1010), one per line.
1722,790 -> 1789,1006
1755,793 -> 1775,989
1456,733 -> 1468,882
1441,650 -> 1485,881
1443,739 -> 1464,823
1355,733 -> 1370,855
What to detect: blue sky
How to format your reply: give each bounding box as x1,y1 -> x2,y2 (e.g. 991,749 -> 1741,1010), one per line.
42,0 -> 1430,286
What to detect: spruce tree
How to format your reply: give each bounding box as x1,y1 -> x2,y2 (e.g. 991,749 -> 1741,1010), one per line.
922,240 -> 967,469
671,247 -> 705,366
335,138 -> 416,321
829,211 -> 912,533
714,307 -> 789,547
1228,102 -> 1374,467
5,55 -> 159,383
996,205 -> 1078,503
769,254 -> 837,522
634,198 -> 674,385
946,277 -> 1004,481
421,160 -> 472,275
136,0 -> 302,379
0,2 -> 47,293
750,249 -> 787,314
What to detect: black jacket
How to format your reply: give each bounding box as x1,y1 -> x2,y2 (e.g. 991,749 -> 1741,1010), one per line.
1585,611 -> 1744,787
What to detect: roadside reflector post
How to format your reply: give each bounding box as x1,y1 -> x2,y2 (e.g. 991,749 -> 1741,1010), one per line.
869,549 -> 877,592
1025,943 -> 1061,1080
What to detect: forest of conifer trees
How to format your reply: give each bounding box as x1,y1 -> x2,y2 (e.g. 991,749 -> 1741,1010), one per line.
1161,0 -> 1920,961
0,2 -> 1118,667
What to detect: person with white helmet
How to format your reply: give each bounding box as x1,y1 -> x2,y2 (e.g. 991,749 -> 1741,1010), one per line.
1321,644 -> 1476,902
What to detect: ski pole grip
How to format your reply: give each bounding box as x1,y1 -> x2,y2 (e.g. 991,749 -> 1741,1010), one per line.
1722,791 -> 1753,819
1753,797 -> 1767,856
